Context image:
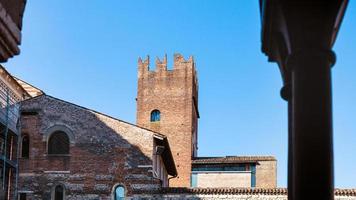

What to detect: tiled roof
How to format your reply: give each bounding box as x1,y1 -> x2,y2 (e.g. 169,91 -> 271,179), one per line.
192,156 -> 277,164
335,189 -> 356,196
13,77 -> 44,97
0,65 -> 29,98
160,188 -> 287,195
134,187 -> 356,196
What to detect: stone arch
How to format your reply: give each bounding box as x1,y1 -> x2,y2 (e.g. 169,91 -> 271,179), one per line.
43,124 -> 75,145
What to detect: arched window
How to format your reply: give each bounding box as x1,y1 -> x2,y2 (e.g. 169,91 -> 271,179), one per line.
150,110 -> 160,122
48,131 -> 69,155
21,135 -> 29,158
114,185 -> 125,200
54,185 -> 65,200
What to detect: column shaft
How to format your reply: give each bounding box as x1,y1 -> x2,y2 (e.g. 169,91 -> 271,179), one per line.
288,99 -> 293,200
290,51 -> 335,200
281,84 -> 293,200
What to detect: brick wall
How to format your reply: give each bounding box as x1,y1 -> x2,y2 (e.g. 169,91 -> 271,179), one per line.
18,95 -> 163,199
136,54 -> 198,187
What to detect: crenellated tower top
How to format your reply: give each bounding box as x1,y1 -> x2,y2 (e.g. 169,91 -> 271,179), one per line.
138,53 -> 197,79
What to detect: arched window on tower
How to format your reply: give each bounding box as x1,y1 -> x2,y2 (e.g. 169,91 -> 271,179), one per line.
48,131 -> 70,155
21,134 -> 29,158
114,185 -> 125,200
150,110 -> 161,122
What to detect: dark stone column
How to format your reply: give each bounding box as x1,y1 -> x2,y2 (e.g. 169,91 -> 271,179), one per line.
259,1 -> 348,199
281,83 -> 293,200
288,50 -> 335,200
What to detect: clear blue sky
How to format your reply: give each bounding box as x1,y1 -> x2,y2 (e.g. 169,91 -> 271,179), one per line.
6,1 -> 356,188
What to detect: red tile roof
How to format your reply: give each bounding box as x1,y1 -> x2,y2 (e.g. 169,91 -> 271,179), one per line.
134,187 -> 356,196
192,156 -> 277,164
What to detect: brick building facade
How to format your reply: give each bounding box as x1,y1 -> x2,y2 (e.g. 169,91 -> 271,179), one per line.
136,54 -> 276,188
17,95 -> 176,199
0,66 -> 30,200
13,54 -> 280,199
0,53 -> 353,199
0,0 -> 28,197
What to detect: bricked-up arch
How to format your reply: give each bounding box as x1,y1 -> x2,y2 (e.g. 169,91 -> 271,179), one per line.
48,131 -> 70,155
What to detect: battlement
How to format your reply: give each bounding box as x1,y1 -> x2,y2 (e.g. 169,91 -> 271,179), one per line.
138,53 -> 196,76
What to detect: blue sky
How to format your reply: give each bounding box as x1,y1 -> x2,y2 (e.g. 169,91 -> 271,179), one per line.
6,1 -> 356,188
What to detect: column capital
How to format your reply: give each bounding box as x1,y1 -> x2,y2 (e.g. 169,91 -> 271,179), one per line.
280,83 -> 292,101
285,49 -> 336,71
259,0 -> 347,72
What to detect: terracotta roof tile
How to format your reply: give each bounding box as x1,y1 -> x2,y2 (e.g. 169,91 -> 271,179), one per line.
192,156 -> 277,164
13,76 -> 44,97
134,187 -> 356,196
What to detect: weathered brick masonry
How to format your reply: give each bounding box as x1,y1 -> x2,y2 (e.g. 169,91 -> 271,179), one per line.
18,95 -> 176,200
136,54 -> 199,187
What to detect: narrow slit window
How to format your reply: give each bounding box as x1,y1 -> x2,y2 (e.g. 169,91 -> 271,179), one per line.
21,135 -> 29,158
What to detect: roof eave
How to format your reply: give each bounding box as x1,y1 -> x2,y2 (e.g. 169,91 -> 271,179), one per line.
154,136 -> 177,176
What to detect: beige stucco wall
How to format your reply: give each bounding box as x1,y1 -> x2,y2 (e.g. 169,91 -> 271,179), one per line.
256,160 -> 277,187
195,172 -> 251,188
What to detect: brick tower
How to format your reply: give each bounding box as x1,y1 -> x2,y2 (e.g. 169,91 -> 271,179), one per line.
136,53 -> 199,187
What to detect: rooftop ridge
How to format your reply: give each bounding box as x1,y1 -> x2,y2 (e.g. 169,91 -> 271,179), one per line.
195,155 -> 276,158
